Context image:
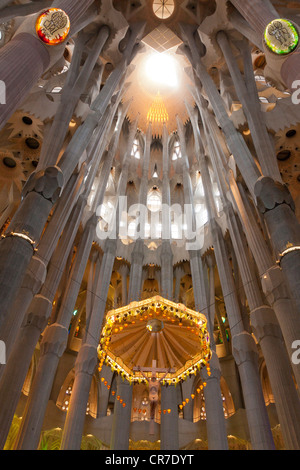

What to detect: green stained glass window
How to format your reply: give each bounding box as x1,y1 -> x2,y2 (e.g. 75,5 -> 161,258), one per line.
264,19 -> 299,55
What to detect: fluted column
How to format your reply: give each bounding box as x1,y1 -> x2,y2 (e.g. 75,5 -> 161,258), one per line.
159,124 -> 179,450
110,376 -> 133,450
0,166 -> 85,358
160,384 -> 179,450
37,25 -> 110,171
225,202 -> 300,449
0,166 -> 63,330
177,116 -> 228,450
229,175 -> 300,388
216,31 -> 281,182
60,237 -> 117,449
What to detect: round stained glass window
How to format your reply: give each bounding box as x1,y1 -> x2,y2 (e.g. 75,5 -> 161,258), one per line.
36,8 -> 70,45
264,19 -> 299,55
153,0 -> 175,20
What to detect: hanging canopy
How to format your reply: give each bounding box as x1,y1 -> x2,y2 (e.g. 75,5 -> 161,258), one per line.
98,295 -> 211,385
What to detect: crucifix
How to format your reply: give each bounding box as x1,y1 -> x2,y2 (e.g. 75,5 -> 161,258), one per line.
133,360 -> 175,434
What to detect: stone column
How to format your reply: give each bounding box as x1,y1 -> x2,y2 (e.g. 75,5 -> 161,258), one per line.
0,212 -> 96,450
0,166 -> 85,356
254,177 -> 300,316
177,116 -> 228,450
229,0 -> 300,91
110,124 -> 149,449
159,124 -> 179,450
187,105 -> 275,449
0,0 -> 95,129
178,25 -> 261,199
110,375 -> 133,450
160,384 -> 179,450
0,166 -> 63,330
38,25 -> 110,170
229,175 -> 300,387
173,266 -> 183,303
206,197 -> 275,449
216,31 -> 281,182
60,237 -> 117,450
160,124 -> 174,301
58,23 -> 146,184
119,264 -> 129,306
225,202 -> 300,449
12,113 -> 126,448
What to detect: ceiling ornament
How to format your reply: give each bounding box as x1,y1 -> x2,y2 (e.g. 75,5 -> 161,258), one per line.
264,19 -> 299,55
147,92 -> 169,133
153,0 -> 175,20
36,8 -> 70,46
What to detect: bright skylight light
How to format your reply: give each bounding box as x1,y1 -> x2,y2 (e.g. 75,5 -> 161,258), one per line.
145,52 -> 179,89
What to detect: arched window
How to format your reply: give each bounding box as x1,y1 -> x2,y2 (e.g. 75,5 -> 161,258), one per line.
147,187 -> 162,213
131,138 -> 141,160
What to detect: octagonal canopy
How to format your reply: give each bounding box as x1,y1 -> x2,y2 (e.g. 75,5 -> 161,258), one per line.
98,296 -> 211,385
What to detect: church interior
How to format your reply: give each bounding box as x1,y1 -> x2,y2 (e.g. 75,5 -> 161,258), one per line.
0,0 -> 299,451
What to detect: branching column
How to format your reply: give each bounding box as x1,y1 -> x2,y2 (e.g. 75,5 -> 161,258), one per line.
190,107 -> 275,449
177,115 -> 228,450
229,0 -> 300,90
216,31 -> 281,182
229,175 -> 300,388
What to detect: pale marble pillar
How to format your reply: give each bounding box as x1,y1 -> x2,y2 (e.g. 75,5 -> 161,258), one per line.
60,238 -> 117,449
38,25 -> 110,170
177,117 -> 228,450
1,213 -> 96,450
217,31 -> 281,182
160,384 -> 179,450
0,167 -> 85,356
110,375 -> 133,450
229,0 -> 300,91
229,176 -> 300,388
225,202 -> 300,449
0,0 -> 95,129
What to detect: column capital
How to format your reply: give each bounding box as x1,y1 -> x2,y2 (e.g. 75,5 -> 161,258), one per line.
254,177 -> 295,214
75,343 -> 98,376
261,264 -> 290,303
250,305 -> 282,342
22,166 -> 64,204
232,331 -> 259,366
23,294 -> 52,331
40,323 -> 68,357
